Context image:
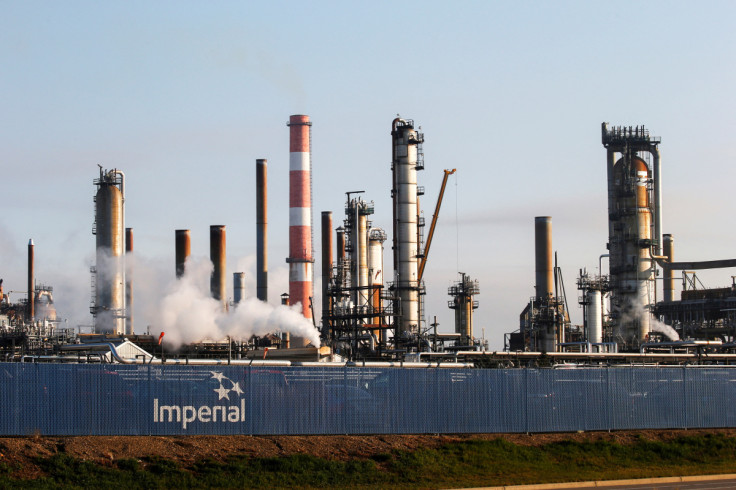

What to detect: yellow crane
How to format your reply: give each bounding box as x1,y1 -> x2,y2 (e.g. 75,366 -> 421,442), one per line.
418,168 -> 456,282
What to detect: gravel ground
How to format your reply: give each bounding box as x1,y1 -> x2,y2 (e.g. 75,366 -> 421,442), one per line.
1,429 -> 734,479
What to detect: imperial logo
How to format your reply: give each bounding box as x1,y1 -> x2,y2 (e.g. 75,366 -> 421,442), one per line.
153,371 -> 246,429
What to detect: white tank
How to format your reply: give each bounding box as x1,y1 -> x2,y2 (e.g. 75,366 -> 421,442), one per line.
586,289 -> 603,344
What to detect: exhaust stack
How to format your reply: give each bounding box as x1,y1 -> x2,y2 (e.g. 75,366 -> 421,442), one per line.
233,272 -> 245,304
321,211 -> 333,334
27,239 -> 34,322
126,227 -> 133,335
287,115 -> 314,347
210,225 -> 226,310
175,229 -> 191,279
256,159 -> 268,302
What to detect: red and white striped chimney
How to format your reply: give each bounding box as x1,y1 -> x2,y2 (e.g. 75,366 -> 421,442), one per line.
287,114 -> 314,347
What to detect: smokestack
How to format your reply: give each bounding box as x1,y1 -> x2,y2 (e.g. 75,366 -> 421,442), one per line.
535,216 -> 553,300
256,159 -> 268,302
663,234 -> 674,302
27,239 -> 34,322
175,229 -> 191,279
210,225 -> 226,310
321,211 -> 333,332
233,272 -> 245,304
281,293 -> 291,349
126,228 -> 133,335
287,115 -> 314,347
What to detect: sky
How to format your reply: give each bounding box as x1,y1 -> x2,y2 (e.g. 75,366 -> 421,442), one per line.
1,1 -> 736,349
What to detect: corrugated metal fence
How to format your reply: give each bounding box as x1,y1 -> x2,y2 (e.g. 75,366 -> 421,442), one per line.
1,363 -> 735,435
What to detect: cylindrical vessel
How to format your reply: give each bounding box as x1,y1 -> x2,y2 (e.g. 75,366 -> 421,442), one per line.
95,173 -> 124,334
586,289 -> 603,344
391,119 -> 421,337
287,115 -> 314,347
321,211 -> 333,332
256,158 -> 268,302
233,272 -> 245,304
534,217 -> 553,300
27,239 -> 34,322
663,234 -> 674,302
369,228 -> 386,339
175,229 -> 191,279
125,227 -> 133,335
210,225 -> 227,310
610,155 -> 654,342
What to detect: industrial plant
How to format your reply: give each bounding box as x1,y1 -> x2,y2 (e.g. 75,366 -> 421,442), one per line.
2,117 -> 736,366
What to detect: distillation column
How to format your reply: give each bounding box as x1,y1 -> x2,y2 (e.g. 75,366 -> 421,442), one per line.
391,118 -> 423,339
602,124 -> 660,345
321,211 -> 333,334
125,227 -> 133,335
368,228 -> 387,340
287,115 -> 314,347
93,168 -> 125,334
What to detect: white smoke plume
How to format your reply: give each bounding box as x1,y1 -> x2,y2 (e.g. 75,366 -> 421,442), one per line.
649,317 -> 680,341
152,257 -> 320,349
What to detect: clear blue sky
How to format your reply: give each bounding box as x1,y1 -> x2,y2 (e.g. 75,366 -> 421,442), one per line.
2,1 -> 735,348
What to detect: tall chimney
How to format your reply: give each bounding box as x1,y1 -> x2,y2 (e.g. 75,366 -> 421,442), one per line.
210,225 -> 226,310
125,227 -> 133,335
287,115 -> 314,347
175,229 -> 191,278
256,159 -> 268,302
321,211 -> 333,333
535,216 -> 554,300
233,272 -> 245,304
27,239 -> 34,322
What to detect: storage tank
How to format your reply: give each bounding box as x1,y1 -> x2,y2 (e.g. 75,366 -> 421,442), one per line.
586,289 -> 603,344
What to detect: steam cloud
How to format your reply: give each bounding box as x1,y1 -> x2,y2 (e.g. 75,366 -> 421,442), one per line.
153,257 -> 320,349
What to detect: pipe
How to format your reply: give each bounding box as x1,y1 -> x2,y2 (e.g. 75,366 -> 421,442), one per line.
663,234 -> 674,302
287,115 -> 314,348
321,211 -> 333,334
113,170 -> 126,335
27,239 -> 34,322
210,225 -> 226,310
175,229 -> 191,278
256,158 -> 268,302
652,146 -> 662,256
126,227 -> 133,334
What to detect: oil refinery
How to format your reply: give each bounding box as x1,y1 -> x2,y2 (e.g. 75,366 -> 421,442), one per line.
1,117 -> 736,366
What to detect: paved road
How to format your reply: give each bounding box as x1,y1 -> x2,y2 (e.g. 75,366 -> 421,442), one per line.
470,474 -> 736,489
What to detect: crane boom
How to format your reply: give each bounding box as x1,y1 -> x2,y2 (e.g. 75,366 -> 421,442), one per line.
418,168 -> 456,282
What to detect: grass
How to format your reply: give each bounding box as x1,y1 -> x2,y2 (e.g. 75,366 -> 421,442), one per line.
2,434 -> 736,488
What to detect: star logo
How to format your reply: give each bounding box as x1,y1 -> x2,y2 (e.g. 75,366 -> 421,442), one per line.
210,372 -> 244,400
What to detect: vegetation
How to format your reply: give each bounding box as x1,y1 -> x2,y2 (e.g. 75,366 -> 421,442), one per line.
3,434 -> 736,488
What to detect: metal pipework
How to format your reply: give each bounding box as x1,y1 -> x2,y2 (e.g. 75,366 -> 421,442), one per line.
27,239 -> 34,322
663,234 -> 674,302
93,167 -> 125,334
321,211 -> 333,333
256,158 -> 268,302
210,225 -> 226,310
535,217 -> 553,300
233,272 -> 245,304
126,227 -> 133,335
287,114 -> 314,348
175,229 -> 191,278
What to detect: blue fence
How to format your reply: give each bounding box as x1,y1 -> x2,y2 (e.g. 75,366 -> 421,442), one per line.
1,363 -> 736,435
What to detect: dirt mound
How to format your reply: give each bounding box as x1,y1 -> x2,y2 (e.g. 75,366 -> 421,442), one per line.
2,429 -> 734,479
